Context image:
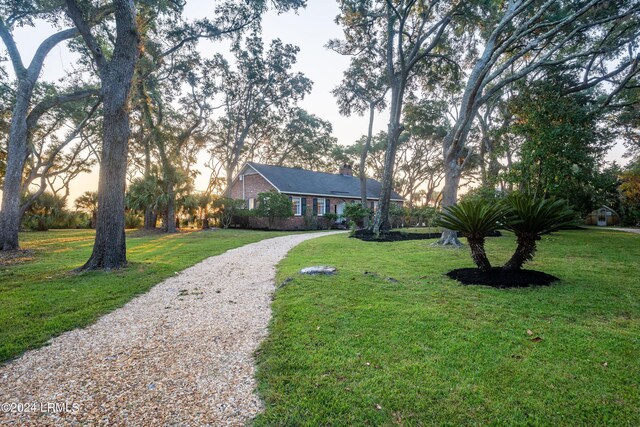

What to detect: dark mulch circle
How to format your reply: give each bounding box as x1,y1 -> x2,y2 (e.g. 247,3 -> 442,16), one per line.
351,229 -> 502,242
446,267 -> 559,288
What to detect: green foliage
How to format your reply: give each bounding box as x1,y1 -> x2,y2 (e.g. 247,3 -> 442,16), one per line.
124,211 -> 143,229
435,199 -> 506,271
501,193 -> 576,270
619,163 -> 640,226
418,206 -> 440,228
74,191 -> 98,228
259,108 -> 339,172
460,186 -> 504,205
506,76 -> 611,214
389,203 -> 406,228
502,194 -> 576,237
211,197 -> 246,229
254,191 -> 293,229
207,35 -> 312,178
435,200 -> 505,239
126,176 -> 163,213
343,202 -> 370,227
323,213 -> 338,230
21,192 -> 64,231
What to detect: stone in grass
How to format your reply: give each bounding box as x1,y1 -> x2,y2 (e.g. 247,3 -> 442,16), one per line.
300,266 -> 337,275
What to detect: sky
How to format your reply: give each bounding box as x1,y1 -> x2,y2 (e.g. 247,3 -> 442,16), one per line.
3,0 -> 630,204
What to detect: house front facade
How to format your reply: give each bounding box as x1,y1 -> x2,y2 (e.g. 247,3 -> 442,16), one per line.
229,162 -> 404,230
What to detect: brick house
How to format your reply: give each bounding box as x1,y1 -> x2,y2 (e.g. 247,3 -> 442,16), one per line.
229,162 -> 404,230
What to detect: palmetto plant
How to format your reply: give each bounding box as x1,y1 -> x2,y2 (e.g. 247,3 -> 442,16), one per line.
435,200 -> 505,272
502,193 -> 575,271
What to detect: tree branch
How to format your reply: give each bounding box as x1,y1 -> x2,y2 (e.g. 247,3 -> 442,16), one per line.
26,89 -> 100,130
65,0 -> 108,72
0,18 -> 26,77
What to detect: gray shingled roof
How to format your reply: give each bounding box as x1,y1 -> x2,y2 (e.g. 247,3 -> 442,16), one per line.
245,162 -> 404,201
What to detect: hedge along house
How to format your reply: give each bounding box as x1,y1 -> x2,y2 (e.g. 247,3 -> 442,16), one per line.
229,162 -> 404,230
585,206 -> 621,226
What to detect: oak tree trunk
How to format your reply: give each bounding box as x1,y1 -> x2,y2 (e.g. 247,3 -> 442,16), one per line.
80,96 -> 131,270
0,81 -> 31,250
164,180 -> 177,233
74,0 -> 139,270
437,150 -> 463,246
372,80 -> 404,235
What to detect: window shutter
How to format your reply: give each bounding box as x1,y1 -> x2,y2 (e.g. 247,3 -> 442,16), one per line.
325,199 -> 330,214
301,197 -> 307,216
312,198 -> 318,216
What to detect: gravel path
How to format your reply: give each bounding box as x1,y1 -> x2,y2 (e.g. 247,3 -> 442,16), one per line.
0,231 -> 342,426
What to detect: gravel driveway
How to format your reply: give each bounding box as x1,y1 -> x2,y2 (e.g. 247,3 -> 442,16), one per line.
0,231 -> 342,426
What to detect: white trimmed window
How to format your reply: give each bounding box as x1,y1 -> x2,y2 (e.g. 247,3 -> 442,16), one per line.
316,198 -> 326,216
247,198 -> 255,209
292,197 -> 302,216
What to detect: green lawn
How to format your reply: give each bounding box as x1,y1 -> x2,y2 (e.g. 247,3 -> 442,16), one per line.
255,229 -> 640,426
0,228 -> 294,363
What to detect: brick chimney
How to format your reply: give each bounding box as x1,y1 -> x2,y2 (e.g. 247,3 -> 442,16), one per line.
339,163 -> 353,176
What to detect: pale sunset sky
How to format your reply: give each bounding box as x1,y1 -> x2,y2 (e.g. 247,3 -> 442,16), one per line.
4,0 -> 628,204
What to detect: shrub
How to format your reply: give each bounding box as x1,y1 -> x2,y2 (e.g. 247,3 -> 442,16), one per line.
212,197 -> 246,229
254,191 -> 293,229
323,213 -> 338,230
125,211 -> 143,229
389,204 -> 407,228
460,186 -> 505,205
343,202 -> 370,228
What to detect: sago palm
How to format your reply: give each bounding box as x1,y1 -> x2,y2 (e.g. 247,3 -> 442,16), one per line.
435,200 -> 505,272
502,193 -> 575,271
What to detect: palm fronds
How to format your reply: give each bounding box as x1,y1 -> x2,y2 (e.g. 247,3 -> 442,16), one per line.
436,200 -> 505,239
502,193 -> 575,236
435,200 -> 506,272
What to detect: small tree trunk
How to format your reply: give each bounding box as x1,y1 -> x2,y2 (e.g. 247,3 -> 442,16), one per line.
467,236 -> 491,272
360,103 -> 375,228
503,233 -> 538,271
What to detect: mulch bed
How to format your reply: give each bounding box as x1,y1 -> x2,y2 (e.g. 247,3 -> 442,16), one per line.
352,229 -> 501,242
446,267 -> 559,288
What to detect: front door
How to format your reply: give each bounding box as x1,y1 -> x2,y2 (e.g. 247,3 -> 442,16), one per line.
597,209 -> 607,226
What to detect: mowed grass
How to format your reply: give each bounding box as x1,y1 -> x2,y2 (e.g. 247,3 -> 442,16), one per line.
255,229 -> 640,426
0,228 -> 294,363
